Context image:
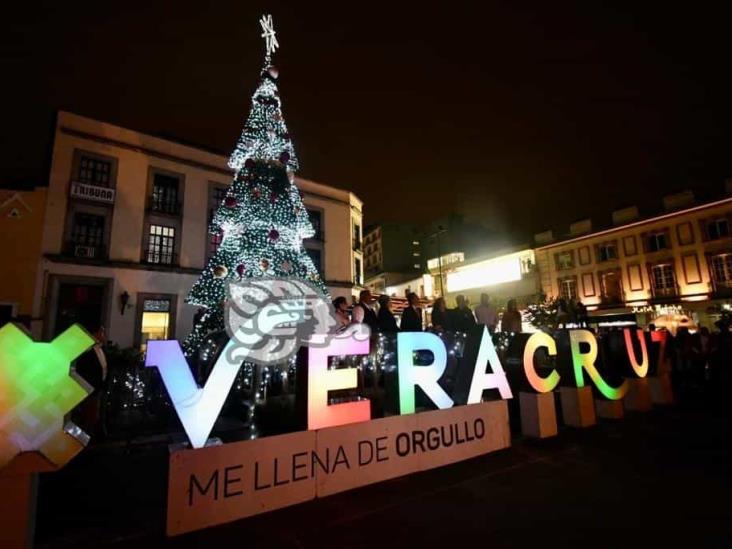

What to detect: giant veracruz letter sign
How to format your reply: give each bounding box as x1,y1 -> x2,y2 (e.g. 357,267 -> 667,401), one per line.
397,332 -> 453,414
465,327 -> 513,402
146,339 -> 243,449
522,331 -> 561,393
569,329 -> 628,400
623,328 -> 649,378
0,323 -> 94,468
307,333 -> 371,430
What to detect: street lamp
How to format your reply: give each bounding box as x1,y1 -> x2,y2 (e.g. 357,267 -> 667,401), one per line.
427,225 -> 447,297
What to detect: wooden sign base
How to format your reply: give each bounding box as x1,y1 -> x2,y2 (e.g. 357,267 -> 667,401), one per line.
624,377 -> 652,412
560,386 -> 596,428
596,399 -> 624,419
0,453 -> 56,549
648,374 -> 674,405
519,391 -> 558,438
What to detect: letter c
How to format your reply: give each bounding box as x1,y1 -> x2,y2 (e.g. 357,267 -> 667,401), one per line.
522,332 -> 560,393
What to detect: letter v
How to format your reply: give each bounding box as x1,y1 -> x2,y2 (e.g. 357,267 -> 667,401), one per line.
146,340 -> 241,448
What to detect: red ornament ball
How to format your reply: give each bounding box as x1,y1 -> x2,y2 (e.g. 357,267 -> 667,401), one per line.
224,196 -> 237,208
279,151 -> 291,164
252,188 -> 262,199
268,228 -> 280,241
235,264 -> 245,277
244,158 -> 256,169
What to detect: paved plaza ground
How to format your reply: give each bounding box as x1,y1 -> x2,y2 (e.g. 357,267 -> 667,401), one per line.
36,395 -> 731,548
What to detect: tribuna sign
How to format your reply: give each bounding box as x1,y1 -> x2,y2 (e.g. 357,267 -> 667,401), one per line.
145,325 -> 664,535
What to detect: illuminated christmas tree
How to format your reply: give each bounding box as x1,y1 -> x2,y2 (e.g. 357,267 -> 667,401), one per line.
183,15 -> 327,356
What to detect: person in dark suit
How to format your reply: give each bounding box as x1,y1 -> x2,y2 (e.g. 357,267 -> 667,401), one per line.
400,292 -> 423,332
377,294 -> 399,333
451,294 -> 476,333
352,289 -> 379,333
430,297 -> 451,332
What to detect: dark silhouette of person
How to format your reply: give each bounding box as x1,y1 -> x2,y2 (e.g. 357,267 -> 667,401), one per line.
352,289 -> 379,333
377,295 -> 399,333
400,292 -> 423,332
451,295 -> 476,333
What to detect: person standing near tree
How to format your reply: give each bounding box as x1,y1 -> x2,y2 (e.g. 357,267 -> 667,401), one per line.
475,293 -> 498,333
332,296 -> 351,332
352,289 -> 379,333
74,325 -> 108,437
400,292 -> 423,332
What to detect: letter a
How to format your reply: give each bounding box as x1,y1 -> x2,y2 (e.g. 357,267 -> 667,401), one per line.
467,327 -> 513,402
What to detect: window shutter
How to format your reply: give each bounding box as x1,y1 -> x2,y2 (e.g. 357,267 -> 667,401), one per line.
663,228 -> 672,249
646,262 -> 654,291
699,219 -> 709,242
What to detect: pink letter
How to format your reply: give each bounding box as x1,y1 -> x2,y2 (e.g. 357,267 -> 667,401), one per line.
308,334 -> 371,430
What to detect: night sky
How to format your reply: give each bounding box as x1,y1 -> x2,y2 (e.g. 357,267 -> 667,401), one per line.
3,2 -> 732,242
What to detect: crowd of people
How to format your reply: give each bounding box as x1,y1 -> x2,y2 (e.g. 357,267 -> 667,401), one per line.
333,290 -> 523,335
661,322 -> 732,397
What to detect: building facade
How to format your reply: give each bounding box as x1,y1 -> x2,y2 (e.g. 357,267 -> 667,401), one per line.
363,223 -> 423,278
32,112 -> 363,348
535,193 -> 732,326
0,187 -> 47,328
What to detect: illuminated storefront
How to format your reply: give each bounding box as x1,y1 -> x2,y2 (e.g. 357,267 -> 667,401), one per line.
441,248 -> 539,308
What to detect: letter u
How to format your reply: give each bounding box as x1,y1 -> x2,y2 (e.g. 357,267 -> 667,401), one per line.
440,424 -> 454,447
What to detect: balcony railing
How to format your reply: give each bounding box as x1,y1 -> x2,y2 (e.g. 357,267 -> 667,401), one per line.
711,277 -> 732,297
650,285 -> 679,301
142,249 -> 179,267
599,293 -> 625,307
64,241 -> 108,260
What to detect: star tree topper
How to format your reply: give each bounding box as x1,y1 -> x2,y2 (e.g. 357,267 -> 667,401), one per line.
260,14 -> 279,56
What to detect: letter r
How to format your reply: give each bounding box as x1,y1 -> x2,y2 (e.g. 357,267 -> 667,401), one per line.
397,332 -> 453,414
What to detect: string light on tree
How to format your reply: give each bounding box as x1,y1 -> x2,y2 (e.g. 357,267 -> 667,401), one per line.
183,14 -> 327,356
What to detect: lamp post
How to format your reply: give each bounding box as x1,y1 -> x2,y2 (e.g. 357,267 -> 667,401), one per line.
427,225 -> 447,297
